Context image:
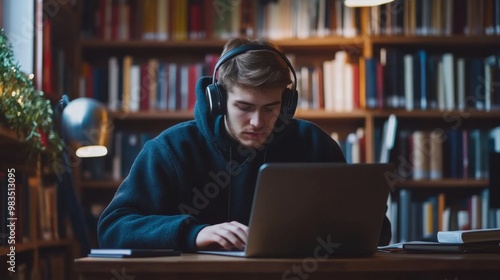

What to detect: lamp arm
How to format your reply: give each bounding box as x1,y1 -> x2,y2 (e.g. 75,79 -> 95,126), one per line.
53,94 -> 70,138
53,94 -> 91,256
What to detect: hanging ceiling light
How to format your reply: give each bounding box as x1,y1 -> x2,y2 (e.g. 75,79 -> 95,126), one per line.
344,0 -> 395,7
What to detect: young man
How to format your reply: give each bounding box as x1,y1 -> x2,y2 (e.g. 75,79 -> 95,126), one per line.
97,38 -> 391,252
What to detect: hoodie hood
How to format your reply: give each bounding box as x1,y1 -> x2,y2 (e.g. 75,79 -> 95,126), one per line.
194,76 -> 227,154
194,76 -> 294,156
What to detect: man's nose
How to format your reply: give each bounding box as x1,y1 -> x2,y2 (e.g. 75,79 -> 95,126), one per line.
249,111 -> 264,128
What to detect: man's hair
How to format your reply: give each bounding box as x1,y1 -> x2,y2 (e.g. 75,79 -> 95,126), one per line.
218,38 -> 293,92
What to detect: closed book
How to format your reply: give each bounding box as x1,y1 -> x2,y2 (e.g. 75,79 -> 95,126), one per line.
89,249 -> 181,258
490,152 -> 500,209
429,130 -> 443,180
437,228 -> 500,243
364,57 -> 377,109
411,130 -> 429,180
378,240 -> 500,253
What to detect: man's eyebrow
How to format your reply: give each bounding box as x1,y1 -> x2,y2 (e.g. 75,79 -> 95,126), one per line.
235,100 -> 281,106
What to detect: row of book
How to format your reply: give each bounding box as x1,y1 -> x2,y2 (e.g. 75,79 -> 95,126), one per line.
380,49 -> 500,112
84,127 -> 367,181
81,131 -> 154,181
388,188 -> 500,243
265,49 -> 500,112
43,18 -> 73,101
82,126 -> 370,182
368,0 -> 500,37
80,54 -> 220,112
334,124 -> 500,177
0,172 -> 31,246
0,172 -> 64,247
79,125 -> 500,183
386,127 -> 500,181
80,49 -> 500,113
82,0 -> 500,41
332,128 -> 367,164
81,0 -> 361,41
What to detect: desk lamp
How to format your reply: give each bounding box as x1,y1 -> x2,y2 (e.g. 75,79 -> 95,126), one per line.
60,95 -> 111,157
54,95 -> 112,256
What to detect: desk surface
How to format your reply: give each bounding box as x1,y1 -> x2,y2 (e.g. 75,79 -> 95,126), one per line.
75,252 -> 500,280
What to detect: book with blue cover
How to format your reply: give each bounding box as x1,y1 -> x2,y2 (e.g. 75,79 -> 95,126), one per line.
88,249 -> 181,258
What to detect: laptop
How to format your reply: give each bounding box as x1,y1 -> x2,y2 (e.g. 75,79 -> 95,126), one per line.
198,162 -> 393,258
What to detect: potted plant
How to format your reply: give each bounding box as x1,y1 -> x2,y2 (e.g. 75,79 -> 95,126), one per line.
0,29 -> 63,164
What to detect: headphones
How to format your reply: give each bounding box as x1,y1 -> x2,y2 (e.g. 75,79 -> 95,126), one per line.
205,44 -> 298,120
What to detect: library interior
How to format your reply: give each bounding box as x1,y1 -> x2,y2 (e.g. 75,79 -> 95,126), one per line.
1,0 -> 500,279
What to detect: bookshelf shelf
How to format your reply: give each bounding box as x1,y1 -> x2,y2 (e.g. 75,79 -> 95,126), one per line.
395,179 -> 489,189
0,242 -> 37,255
109,109 -> 374,121
0,126 -> 18,142
370,109 -> 500,119
81,37 -> 365,51
1,239 -> 72,256
296,110 -> 369,119
369,36 -> 500,46
110,110 -> 194,121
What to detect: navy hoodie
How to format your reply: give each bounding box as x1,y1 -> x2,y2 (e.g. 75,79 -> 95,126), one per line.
97,76 -> 391,251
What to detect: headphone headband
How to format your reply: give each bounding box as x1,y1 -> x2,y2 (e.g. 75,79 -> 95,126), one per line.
212,44 -> 297,92
206,44 -> 298,120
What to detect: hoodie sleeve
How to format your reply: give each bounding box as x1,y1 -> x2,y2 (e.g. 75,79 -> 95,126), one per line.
97,139 -> 206,251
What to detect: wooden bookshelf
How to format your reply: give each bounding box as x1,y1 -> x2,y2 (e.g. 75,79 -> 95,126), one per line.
0,126 -> 18,142
368,35 -> 500,46
67,0 -> 500,247
0,0 -> 80,278
0,127 -> 77,279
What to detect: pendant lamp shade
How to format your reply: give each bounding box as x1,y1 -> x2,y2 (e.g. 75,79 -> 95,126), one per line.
344,0 -> 394,7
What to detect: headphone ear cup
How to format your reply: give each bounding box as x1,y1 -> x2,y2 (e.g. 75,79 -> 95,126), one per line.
281,89 -> 298,120
205,83 -> 226,116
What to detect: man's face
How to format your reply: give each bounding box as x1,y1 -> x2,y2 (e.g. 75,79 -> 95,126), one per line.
224,85 -> 283,149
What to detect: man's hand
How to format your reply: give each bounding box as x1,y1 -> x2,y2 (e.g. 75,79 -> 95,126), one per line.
195,221 -> 249,250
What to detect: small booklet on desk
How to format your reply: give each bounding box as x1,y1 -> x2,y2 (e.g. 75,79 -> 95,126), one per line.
88,249 -> 181,258
378,241 -> 500,254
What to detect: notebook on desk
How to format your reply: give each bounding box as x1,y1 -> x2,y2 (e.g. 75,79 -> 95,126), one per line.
197,162 -> 393,258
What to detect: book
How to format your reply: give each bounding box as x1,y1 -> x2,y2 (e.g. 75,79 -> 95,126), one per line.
378,114 -> 397,163
437,228 -> 500,244
378,240 -> 500,253
88,249 -> 181,258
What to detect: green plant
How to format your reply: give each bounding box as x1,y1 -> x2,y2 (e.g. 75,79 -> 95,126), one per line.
0,29 -> 63,163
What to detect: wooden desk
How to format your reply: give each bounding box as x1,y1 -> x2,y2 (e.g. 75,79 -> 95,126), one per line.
75,252 -> 500,280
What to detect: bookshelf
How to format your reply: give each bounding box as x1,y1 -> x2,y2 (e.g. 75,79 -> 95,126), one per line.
0,1 -> 80,279
0,127 -> 76,280
69,0 -> 500,246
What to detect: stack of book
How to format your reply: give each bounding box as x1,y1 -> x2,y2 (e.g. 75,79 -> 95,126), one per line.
379,228 -> 500,253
